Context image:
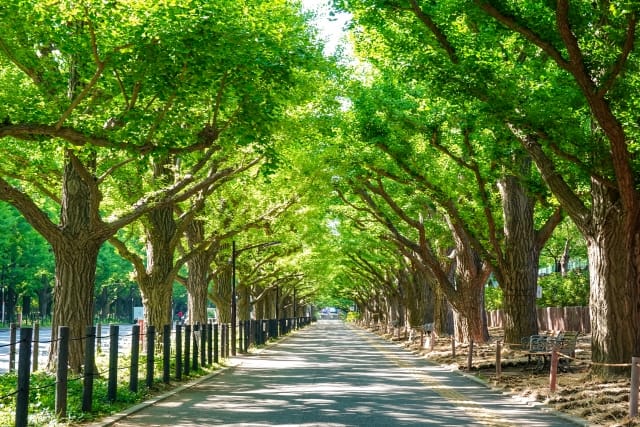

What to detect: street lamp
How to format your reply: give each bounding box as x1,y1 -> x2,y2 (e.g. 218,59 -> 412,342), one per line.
231,240 -> 280,356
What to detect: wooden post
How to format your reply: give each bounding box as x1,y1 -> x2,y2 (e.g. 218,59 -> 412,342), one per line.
549,347 -> 559,393
200,322 -> 206,366
214,323 -> 219,364
9,323 -> 16,372
130,324 -> 140,392
207,321 -> 213,365
82,326 -> 96,412
163,324 -> 171,384
32,321 -> 40,372
175,324 -> 182,381
15,327 -> 32,427
467,339 -> 474,371
496,341 -> 502,381
184,324 -> 191,376
55,326 -> 69,419
146,325 -> 155,388
96,322 -> 102,353
630,356 -> 640,418
451,336 -> 456,358
192,323 -> 199,371
107,325 -> 119,402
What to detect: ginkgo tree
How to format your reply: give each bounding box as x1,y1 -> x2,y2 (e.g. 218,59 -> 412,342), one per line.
0,0 -> 330,372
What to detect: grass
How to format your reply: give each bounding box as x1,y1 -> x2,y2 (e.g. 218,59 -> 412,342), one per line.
0,350 -> 225,426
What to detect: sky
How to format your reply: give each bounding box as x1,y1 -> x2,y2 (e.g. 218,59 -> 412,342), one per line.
300,0 -> 352,56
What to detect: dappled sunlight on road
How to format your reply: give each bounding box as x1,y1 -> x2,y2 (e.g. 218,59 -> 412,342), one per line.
113,321 -> 580,427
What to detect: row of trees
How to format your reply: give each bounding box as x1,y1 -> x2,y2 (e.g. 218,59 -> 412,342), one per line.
1,0 -> 637,381
316,0 -> 639,377
0,0 -> 342,373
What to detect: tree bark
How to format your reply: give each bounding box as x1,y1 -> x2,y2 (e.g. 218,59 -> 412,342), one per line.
588,181 -> 639,376
497,175 -> 540,345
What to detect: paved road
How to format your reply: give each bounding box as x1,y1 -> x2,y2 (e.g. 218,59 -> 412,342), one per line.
106,320 -> 583,427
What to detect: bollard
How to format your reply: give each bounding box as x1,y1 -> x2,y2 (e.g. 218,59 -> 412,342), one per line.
108,325 -> 119,402
467,339 -> 474,371
496,341 -> 502,381
175,324 -> 182,381
130,324 -> 140,392
15,327 -> 33,427
549,347 -> 559,393
630,356 -> 640,418
55,326 -> 70,419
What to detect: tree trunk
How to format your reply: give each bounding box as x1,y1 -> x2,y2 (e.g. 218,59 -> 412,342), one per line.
140,203 -> 176,331
49,241 -> 101,373
210,264 -> 232,323
498,175 -> 540,345
185,253 -> 209,326
588,182 -> 639,376
48,155 -> 105,373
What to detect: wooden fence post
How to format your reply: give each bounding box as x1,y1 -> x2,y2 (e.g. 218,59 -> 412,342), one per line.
15,327 -> 32,427
55,326 -> 69,419
467,339 -> 474,371
630,356 -> 640,418
192,323 -> 199,371
108,325 -> 119,402
9,323 -> 16,372
146,325 -> 155,388
214,323 -> 219,364
207,322 -> 213,365
451,336 -> 456,358
175,324 -> 182,381
496,341 -> 502,381
32,321 -> 39,372
163,324 -> 171,384
200,322 -> 206,366
82,326 -> 96,412
130,324 -> 140,393
184,324 -> 191,376
549,347 -> 559,393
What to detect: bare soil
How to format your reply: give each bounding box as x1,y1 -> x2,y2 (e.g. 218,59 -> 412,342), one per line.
371,326 -> 639,427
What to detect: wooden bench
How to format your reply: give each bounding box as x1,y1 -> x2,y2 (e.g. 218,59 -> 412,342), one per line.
521,331 -> 579,372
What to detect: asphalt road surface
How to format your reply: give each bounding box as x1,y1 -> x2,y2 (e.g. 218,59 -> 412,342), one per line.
105,320 -> 583,427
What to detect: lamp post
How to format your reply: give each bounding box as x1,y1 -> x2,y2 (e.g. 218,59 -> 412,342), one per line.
231,241 -> 237,356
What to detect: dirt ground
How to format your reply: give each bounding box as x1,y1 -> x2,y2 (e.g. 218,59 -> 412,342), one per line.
370,326 -> 639,427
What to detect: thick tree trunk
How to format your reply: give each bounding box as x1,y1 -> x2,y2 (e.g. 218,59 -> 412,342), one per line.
139,275 -> 173,330
185,255 -> 209,326
588,182 -> 640,376
48,154 -> 106,373
49,241 -> 101,373
140,203 -> 176,331
498,175 -> 540,345
210,265 -> 232,323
